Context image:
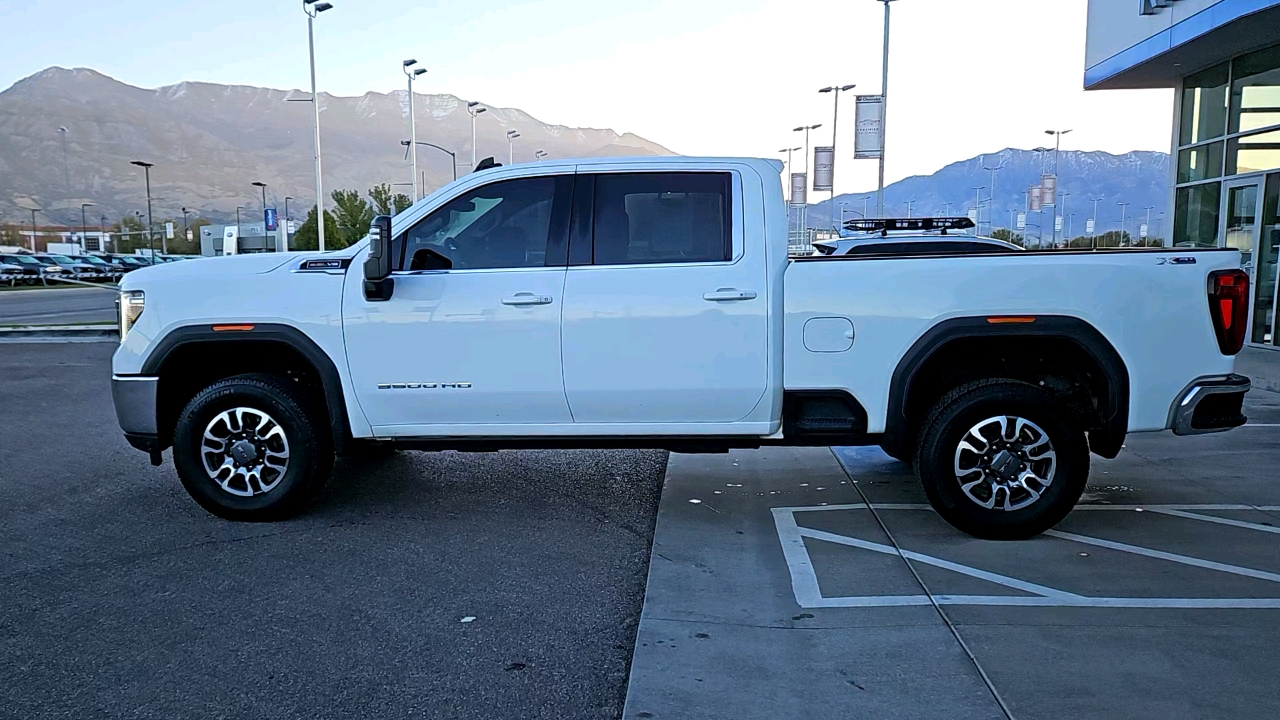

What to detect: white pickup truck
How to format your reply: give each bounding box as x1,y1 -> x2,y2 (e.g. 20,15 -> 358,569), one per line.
111,156 -> 1252,539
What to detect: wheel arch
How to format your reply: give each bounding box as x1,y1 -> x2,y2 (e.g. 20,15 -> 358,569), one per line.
883,315 -> 1130,460
141,323 -> 351,453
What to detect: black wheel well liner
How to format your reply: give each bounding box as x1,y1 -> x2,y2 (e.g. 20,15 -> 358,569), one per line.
883,316 -> 1130,459
141,324 -> 350,453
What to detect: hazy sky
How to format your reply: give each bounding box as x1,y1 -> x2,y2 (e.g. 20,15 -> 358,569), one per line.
1,0 -> 1173,195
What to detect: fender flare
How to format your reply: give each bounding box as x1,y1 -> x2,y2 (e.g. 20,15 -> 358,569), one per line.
141,323 -> 351,452
883,315 -> 1130,459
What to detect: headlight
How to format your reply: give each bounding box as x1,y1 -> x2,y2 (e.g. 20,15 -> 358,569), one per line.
118,290 -> 145,342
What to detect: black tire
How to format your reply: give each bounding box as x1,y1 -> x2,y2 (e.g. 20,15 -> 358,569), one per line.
913,379 -> 1089,540
172,373 -> 333,521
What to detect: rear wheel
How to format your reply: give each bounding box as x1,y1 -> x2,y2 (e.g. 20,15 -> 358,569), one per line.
172,373 -> 333,521
914,379 -> 1089,540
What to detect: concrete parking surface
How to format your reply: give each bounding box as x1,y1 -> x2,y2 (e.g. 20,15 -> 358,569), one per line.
623,390 -> 1280,719
0,286 -> 118,325
0,343 -> 664,720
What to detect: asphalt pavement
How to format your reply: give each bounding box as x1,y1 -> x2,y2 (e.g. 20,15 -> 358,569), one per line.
0,342 -> 666,720
0,286 -> 118,325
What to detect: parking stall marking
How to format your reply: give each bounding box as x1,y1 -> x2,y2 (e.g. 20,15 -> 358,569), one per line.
774,504 -> 1280,610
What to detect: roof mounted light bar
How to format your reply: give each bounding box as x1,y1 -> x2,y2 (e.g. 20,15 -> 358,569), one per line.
843,217 -> 976,236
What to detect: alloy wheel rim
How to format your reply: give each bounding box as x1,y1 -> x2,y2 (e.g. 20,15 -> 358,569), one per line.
953,415 -> 1056,512
200,407 -> 291,497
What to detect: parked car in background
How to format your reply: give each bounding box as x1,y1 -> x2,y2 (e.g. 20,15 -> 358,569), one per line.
106,254 -> 152,270
0,254 -> 51,284
33,254 -> 105,281
0,261 -> 26,286
812,219 -> 1024,257
77,254 -> 125,280
0,253 -> 62,284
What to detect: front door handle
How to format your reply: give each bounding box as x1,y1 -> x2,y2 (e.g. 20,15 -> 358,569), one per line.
502,292 -> 553,306
703,288 -> 758,302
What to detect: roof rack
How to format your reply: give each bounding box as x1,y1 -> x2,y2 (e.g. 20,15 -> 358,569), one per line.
842,216 -> 975,236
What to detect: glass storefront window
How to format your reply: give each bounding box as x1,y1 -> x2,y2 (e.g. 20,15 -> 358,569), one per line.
1177,141 -> 1224,183
1230,45 -> 1280,134
1252,173 -> 1280,345
1182,63 -> 1230,145
1173,182 -> 1222,248
1227,128 -> 1280,175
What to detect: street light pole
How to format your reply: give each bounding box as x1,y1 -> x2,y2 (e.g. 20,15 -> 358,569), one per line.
819,84 -> 855,203
1118,202 -> 1131,246
467,101 -> 487,170
181,207 -> 190,248
236,206 -> 245,254
403,60 -> 426,202
876,0 -> 896,218
973,186 -> 985,235
982,159 -> 1005,234
252,181 -> 270,252
283,197 -> 293,250
80,203 -> 94,251
302,0 -> 333,251
100,214 -> 109,252
1144,205 -> 1156,245
29,208 -> 40,251
506,129 -> 521,165
130,160 -> 155,257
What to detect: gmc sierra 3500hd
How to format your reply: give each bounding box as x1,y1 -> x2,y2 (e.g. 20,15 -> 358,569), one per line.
111,156 -> 1252,539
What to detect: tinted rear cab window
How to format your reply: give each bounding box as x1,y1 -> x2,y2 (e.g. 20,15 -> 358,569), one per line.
591,172 -> 731,265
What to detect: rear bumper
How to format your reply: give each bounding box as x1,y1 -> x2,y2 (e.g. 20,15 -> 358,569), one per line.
1169,374 -> 1250,436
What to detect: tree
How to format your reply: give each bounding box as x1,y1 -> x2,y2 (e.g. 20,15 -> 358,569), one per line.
989,228 -> 1024,247
0,222 -> 20,247
292,205 -> 340,251
369,183 -> 412,216
330,189 -> 374,249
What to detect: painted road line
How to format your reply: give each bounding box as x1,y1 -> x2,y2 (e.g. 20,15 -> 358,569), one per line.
1145,507 -> 1280,534
1044,529 -> 1280,584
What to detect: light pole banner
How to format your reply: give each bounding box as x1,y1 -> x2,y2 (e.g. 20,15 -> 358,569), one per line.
165,222 -> 174,240
1055,216 -> 1063,232
854,96 -> 884,159
1140,223 -> 1149,239
1016,213 -> 1027,231
264,208 -> 278,232
1030,186 -> 1043,212
812,147 -> 835,192
1040,174 -> 1057,208
1086,218 -> 1096,236
790,173 -> 808,206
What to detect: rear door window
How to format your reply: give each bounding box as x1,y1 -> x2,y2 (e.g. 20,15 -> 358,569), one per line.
590,172 -> 732,265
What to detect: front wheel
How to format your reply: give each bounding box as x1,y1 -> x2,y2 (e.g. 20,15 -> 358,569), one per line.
172,374 -> 333,521
914,380 -> 1089,540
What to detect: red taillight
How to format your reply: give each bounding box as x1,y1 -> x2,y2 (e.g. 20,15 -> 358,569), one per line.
1208,269 -> 1249,355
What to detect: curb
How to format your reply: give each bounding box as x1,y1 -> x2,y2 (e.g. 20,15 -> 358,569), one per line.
0,325 -> 118,343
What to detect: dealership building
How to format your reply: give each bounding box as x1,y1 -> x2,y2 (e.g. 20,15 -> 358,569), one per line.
1086,0 -> 1280,347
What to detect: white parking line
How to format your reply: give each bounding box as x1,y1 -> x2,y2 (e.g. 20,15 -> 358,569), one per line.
773,504 -> 1280,610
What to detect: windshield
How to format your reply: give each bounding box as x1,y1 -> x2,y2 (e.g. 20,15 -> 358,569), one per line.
4,256 -> 41,265
81,256 -> 110,266
47,255 -> 78,264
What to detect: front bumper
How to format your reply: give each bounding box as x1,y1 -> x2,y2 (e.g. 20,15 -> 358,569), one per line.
1170,374 -> 1250,435
112,375 -> 160,457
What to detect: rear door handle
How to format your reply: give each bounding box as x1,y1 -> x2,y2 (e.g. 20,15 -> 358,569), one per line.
703,288 -> 758,302
502,292 -> 553,306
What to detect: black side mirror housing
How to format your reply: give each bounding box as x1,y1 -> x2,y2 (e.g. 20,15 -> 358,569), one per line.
363,214 -> 394,302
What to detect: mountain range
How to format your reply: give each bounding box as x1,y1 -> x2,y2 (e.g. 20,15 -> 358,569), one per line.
0,67 -> 672,227
1,67 -> 1170,239
806,148 -> 1171,239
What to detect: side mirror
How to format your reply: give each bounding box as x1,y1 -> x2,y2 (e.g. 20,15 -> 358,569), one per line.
363,215 -> 395,302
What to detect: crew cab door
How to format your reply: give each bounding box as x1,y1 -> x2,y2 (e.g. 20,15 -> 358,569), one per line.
560,169 -> 769,424
342,174 -> 574,431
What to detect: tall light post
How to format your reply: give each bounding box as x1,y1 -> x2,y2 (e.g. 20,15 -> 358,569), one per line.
467,101 -> 487,170
818,83 -> 855,202
236,206 -> 245,253
403,59 -> 427,202
876,0 -> 896,218
1045,129 -> 1072,176
1059,192 -> 1072,246
779,146 -> 800,203
301,0 -> 333,250
402,139 -> 457,182
283,197 -> 293,250
58,126 -> 70,192
535,149 -> 548,160
1143,205 -> 1156,245
972,186 -> 985,235
506,129 -> 521,165
100,214 -> 109,252
80,202 -> 94,249
1118,202 -> 1131,246
28,208 -> 40,251
792,124 -> 822,176
130,160 -> 156,257
181,206 -> 191,247
252,181 -> 271,252
982,158 -> 1005,234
